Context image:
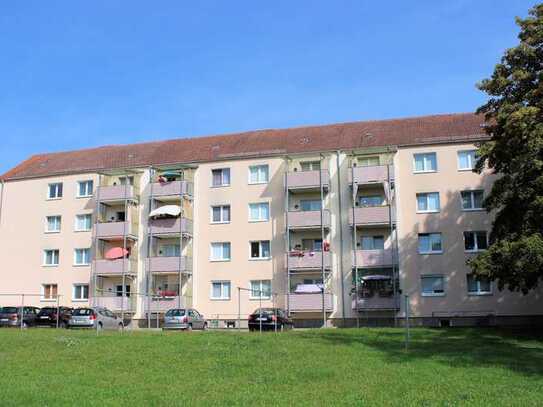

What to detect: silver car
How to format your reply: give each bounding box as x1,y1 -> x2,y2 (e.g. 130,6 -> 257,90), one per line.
163,308 -> 207,330
68,307 -> 124,330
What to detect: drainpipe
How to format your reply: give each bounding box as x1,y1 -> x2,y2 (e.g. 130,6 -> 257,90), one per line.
335,151 -> 346,325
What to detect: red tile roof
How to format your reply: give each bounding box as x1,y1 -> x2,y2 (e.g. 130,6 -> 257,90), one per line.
1,112 -> 486,181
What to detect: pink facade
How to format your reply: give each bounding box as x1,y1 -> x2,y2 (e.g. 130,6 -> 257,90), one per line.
288,210 -> 331,228
287,251 -> 330,270
286,170 -> 329,189
146,256 -> 192,273
149,218 -> 193,235
354,249 -> 393,267
349,206 -> 393,225
96,185 -> 135,201
349,165 -> 393,184
289,293 -> 334,312
151,181 -> 192,197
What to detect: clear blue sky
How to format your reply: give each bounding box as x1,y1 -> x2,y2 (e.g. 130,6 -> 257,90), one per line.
0,1 -> 535,173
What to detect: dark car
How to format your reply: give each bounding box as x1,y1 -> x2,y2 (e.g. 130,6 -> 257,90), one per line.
35,307 -> 73,328
0,306 -> 41,328
248,308 -> 293,331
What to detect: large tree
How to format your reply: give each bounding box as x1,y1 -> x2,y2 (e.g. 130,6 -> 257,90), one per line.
470,4 -> 543,294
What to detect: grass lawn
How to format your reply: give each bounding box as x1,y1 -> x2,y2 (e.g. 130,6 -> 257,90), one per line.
0,327 -> 542,406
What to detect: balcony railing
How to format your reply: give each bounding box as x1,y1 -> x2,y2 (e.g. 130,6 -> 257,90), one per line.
286,170 -> 329,190
287,251 -> 331,270
93,259 -> 137,275
349,165 -> 393,185
145,296 -> 186,312
96,185 -> 135,201
149,218 -> 193,235
151,181 -> 193,197
349,206 -> 394,226
353,249 -> 393,267
287,210 -> 330,229
288,293 -> 334,312
352,295 -> 400,310
94,221 -> 137,238
146,256 -> 192,273
94,296 -> 135,312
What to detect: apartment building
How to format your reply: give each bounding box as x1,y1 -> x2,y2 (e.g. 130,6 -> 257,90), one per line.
1,113 -> 541,327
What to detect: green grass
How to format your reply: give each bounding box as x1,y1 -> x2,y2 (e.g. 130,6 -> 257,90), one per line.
0,328 -> 542,406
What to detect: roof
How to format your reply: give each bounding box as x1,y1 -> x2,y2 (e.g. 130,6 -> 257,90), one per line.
1,112 -> 486,181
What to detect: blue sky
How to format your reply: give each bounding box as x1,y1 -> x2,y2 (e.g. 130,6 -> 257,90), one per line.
0,1 -> 534,174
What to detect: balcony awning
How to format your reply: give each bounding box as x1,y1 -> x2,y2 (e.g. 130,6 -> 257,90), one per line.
294,284 -> 323,294
105,247 -> 129,260
161,171 -> 181,178
149,205 -> 182,218
362,274 -> 391,281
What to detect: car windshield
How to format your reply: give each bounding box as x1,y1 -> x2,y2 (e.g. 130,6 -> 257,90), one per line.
165,309 -> 186,317
73,308 -> 94,316
39,308 -> 55,314
252,308 -> 277,315
1,307 -> 18,313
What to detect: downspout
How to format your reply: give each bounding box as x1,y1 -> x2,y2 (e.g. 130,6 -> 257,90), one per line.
335,152 -> 346,325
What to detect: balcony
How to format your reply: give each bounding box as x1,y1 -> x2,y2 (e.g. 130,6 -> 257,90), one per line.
288,293 -> 334,312
151,181 -> 193,198
286,170 -> 329,190
94,296 -> 135,312
349,165 -> 393,185
145,296 -> 186,313
96,185 -> 135,202
149,218 -> 193,235
353,249 -> 393,267
94,221 -> 136,239
146,256 -> 192,273
287,210 -> 330,229
352,295 -> 400,310
287,251 -> 331,270
94,259 -> 137,276
349,206 -> 394,226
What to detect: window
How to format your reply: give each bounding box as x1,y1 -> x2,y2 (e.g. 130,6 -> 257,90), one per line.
74,248 -> 91,266
211,281 -> 231,300
160,244 -> 180,257
464,231 -> 488,252
301,239 -> 322,251
77,180 -> 93,197
211,168 -> 230,187
421,275 -> 445,296
211,242 -> 231,261
115,285 -> 131,297
75,214 -> 92,231
119,176 -> 134,186
416,192 -> 440,213
461,190 -> 484,210
249,165 -> 269,184
467,275 -> 491,295
418,233 -> 442,254
300,200 -> 322,211
250,241 -> 271,259
413,153 -> 437,173
46,216 -> 61,233
358,156 -> 380,167
42,284 -> 58,300
47,183 -> 63,199
73,284 -> 89,300
211,205 -> 231,223
358,195 -> 383,207
361,236 -> 385,250
458,150 -> 478,170
300,161 -> 320,171
43,250 -> 59,266
250,280 -> 271,299
249,202 -> 270,222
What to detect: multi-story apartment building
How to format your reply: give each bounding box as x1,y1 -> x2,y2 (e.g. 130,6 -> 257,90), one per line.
1,113 -> 541,327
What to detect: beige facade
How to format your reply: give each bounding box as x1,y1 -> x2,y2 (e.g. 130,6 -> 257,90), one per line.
0,139 -> 542,327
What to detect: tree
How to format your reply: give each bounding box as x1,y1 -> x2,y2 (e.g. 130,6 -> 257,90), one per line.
470,4 -> 543,294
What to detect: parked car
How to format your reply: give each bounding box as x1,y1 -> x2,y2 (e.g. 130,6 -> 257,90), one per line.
248,308 -> 293,331
67,307 -> 123,330
163,308 -> 207,330
0,306 -> 41,328
35,307 -> 73,328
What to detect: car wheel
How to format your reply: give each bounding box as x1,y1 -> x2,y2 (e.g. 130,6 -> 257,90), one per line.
118,323 -> 124,331
187,324 -> 193,332
22,321 -> 28,329
203,322 -> 208,331
97,322 -> 103,331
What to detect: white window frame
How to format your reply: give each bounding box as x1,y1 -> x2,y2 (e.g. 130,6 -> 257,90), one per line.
248,202 -> 270,222
461,190 -> 484,211
41,284 -> 58,301
464,231 -> 488,253
47,182 -> 63,200
74,214 -> 92,232
45,215 -> 62,233
248,164 -> 269,185
210,281 -> 231,300
467,275 -> 492,296
72,284 -> 89,301
421,275 -> 445,297
249,240 -> 271,260
250,280 -> 271,299
211,168 -> 231,187
418,233 -> 443,254
76,180 -> 94,198
413,153 -> 437,173
210,242 -> 231,262
43,249 -> 60,267
416,192 -> 440,213
73,248 -> 91,266
210,205 -> 231,224
300,161 -> 321,171
457,150 -> 478,171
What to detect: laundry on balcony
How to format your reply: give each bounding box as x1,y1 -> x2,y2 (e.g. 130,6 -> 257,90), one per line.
149,205 -> 182,219
157,171 -> 181,183
294,283 -> 324,294
104,247 -> 130,260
